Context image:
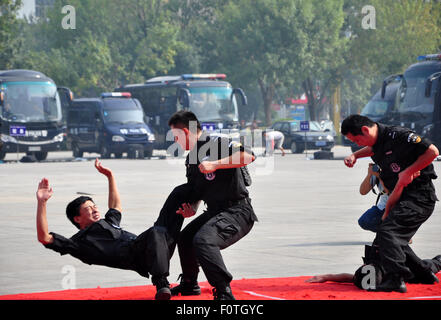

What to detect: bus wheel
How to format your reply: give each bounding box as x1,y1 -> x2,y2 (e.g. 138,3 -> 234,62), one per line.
0,149 -> 5,160
35,152 -> 48,161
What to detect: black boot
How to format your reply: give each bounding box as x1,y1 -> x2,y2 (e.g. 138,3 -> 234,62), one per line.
370,274 -> 407,293
213,285 -> 235,300
170,274 -> 201,296
154,278 -> 171,300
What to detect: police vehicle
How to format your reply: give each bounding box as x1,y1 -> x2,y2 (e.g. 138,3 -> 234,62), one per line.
0,70 -> 71,161
115,74 -> 248,149
381,53 -> 441,150
66,92 -> 155,159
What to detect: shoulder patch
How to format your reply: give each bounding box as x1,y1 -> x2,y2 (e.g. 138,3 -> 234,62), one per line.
407,133 -> 422,144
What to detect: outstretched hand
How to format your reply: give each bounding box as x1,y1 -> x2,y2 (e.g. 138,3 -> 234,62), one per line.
344,154 -> 357,168
36,178 -> 53,202
176,203 -> 196,218
95,158 -> 113,177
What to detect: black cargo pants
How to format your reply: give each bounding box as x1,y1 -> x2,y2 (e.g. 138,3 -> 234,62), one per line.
176,199 -> 256,290
131,183 -> 194,285
375,183 -> 437,280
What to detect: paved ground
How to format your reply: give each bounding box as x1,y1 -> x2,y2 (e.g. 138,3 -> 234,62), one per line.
1,146 -> 440,295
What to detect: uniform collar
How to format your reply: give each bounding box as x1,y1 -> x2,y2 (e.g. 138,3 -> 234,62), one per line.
187,131 -> 210,162
372,123 -> 386,150
198,131 -> 211,143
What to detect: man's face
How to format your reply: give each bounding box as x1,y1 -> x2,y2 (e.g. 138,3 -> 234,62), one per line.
345,126 -> 376,147
171,125 -> 190,150
75,200 -> 101,229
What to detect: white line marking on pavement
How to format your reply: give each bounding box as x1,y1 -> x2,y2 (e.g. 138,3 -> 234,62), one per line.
243,290 -> 286,300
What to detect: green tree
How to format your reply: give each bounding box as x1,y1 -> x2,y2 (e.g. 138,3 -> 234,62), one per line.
341,0 -> 441,113
207,0 -> 346,125
14,0 -> 183,96
166,0 -> 223,74
0,0 -> 22,69
297,0 -> 346,121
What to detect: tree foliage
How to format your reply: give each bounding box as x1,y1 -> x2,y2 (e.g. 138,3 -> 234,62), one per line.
14,0 -> 182,97
0,0 -> 22,69
341,0 -> 441,113
3,0 -> 440,122
205,0 -> 346,124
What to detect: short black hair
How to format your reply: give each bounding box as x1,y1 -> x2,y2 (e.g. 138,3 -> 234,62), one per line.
66,196 -> 93,229
341,114 -> 376,136
168,110 -> 201,130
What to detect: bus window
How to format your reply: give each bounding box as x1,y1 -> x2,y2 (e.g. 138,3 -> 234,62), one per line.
3,81 -> 62,122
188,86 -> 238,122
397,68 -> 438,115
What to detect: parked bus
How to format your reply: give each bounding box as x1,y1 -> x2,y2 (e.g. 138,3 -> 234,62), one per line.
0,70 -> 71,161
381,54 -> 441,149
115,74 -> 248,149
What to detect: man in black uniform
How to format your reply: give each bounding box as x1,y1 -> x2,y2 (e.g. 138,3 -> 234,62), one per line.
36,158 -> 193,300
341,115 -> 439,292
168,110 -> 258,300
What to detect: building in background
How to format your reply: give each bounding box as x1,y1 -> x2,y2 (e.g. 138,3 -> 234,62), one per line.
17,0 -> 55,19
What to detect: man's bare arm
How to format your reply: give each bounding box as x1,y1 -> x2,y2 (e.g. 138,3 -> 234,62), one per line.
305,273 -> 354,283
199,151 -> 255,174
360,165 -> 375,195
344,146 -> 373,168
399,144 -> 439,187
95,158 -> 122,212
36,178 -> 54,245
382,145 -> 438,220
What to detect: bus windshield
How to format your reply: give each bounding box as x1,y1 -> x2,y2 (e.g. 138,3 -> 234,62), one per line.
188,86 -> 238,122
103,108 -> 145,124
1,81 -> 62,123
396,66 -> 438,115
361,100 -> 390,118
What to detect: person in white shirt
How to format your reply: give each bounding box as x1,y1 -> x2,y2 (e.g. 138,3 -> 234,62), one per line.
263,130 -> 286,156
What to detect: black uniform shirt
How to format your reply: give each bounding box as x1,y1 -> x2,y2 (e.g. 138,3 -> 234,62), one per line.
371,123 -> 437,194
44,209 -> 137,270
185,132 -> 254,207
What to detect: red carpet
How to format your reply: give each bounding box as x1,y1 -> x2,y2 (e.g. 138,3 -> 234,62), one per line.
1,275 -> 440,300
